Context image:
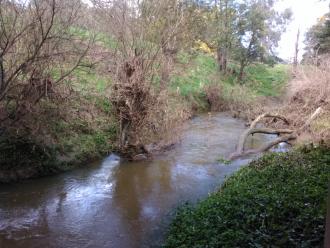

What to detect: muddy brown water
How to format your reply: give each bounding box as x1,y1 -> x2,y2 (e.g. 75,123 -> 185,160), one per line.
0,113 -> 286,248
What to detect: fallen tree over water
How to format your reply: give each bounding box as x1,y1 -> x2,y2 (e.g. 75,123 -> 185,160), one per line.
230,108 -> 323,160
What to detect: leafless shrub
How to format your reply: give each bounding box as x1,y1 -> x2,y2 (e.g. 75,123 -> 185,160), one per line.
204,83 -> 223,111
92,0 -> 191,154
0,0 -> 90,136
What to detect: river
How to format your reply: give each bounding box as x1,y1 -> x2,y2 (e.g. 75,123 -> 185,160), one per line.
0,113 -> 283,248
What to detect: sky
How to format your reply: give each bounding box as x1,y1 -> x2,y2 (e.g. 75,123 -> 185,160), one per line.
276,0 -> 329,61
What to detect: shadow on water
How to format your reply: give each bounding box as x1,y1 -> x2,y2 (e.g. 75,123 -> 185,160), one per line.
0,113 -> 287,248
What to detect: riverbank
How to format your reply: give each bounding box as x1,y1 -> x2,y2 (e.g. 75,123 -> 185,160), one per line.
0,113 -> 270,247
2,50 -> 328,183
0,50 -> 290,183
164,146 -> 330,247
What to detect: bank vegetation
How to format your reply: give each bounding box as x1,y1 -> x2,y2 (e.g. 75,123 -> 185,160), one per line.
0,0 -> 328,184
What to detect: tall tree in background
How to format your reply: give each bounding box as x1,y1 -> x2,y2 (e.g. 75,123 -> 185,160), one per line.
304,8 -> 330,64
215,0 -> 236,72
195,0 -> 291,78
233,0 -> 292,81
293,29 -> 300,67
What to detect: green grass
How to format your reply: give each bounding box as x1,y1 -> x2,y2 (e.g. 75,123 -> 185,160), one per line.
221,62 -> 290,97
165,147 -> 330,247
170,53 -> 218,110
245,64 -> 290,97
170,52 -> 290,112
69,27 -> 118,49
50,65 -> 117,165
72,68 -> 111,93
170,53 -> 217,96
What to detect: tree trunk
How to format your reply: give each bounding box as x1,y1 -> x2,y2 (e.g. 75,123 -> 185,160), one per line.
238,61 -> 245,82
120,119 -> 130,148
293,29 -> 300,68
217,47 -> 227,72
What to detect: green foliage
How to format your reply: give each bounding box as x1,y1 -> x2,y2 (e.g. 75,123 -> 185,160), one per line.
0,136 -> 58,170
171,53 -> 218,94
49,99 -> 117,163
50,119 -> 117,163
170,52 -> 289,112
69,26 -> 118,49
170,53 -> 219,111
95,32 -> 118,49
305,10 -> 330,57
69,27 -> 93,41
176,51 -> 192,65
95,97 -> 112,114
235,1 -> 291,62
165,147 -> 330,247
72,68 -> 111,93
229,0 -> 292,80
245,64 -> 290,97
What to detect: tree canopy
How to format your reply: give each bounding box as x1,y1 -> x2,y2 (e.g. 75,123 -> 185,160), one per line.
304,6 -> 330,62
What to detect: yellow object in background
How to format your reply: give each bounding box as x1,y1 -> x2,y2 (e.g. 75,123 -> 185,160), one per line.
196,40 -> 213,54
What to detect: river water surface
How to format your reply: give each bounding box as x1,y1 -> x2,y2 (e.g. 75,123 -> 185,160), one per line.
0,113 -> 280,248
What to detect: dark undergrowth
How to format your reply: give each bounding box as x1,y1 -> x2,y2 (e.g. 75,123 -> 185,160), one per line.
0,133 -> 115,183
164,146 -> 330,247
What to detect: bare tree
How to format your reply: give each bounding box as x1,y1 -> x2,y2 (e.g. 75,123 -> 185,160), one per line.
0,0 -> 90,136
92,0 -> 189,154
293,28 -> 300,68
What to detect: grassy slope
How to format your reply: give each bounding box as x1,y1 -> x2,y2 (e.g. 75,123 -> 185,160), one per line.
50,70 -> 117,163
170,52 -> 289,112
245,64 -> 289,97
165,147 -> 330,247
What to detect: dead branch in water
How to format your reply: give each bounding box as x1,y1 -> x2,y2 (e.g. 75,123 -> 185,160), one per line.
230,113 -> 292,159
230,134 -> 297,160
229,108 -> 322,160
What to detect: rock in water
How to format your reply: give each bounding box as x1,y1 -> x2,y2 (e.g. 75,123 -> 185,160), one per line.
133,154 -> 148,161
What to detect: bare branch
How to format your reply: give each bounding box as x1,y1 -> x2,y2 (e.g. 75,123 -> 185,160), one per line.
229,108 -> 322,160
229,134 -> 297,160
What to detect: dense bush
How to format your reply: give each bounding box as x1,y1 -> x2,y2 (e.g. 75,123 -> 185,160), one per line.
165,147 -> 330,247
0,136 -> 65,183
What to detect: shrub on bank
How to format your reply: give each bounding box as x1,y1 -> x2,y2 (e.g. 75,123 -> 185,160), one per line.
165,147 -> 330,247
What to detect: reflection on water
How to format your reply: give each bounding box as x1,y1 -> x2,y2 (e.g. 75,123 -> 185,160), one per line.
0,113 -> 280,248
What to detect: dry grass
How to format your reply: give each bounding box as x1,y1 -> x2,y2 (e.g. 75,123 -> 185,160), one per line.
204,83 -> 224,111
232,59 -> 330,145
277,60 -> 330,143
221,83 -> 267,120
138,90 -> 192,150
